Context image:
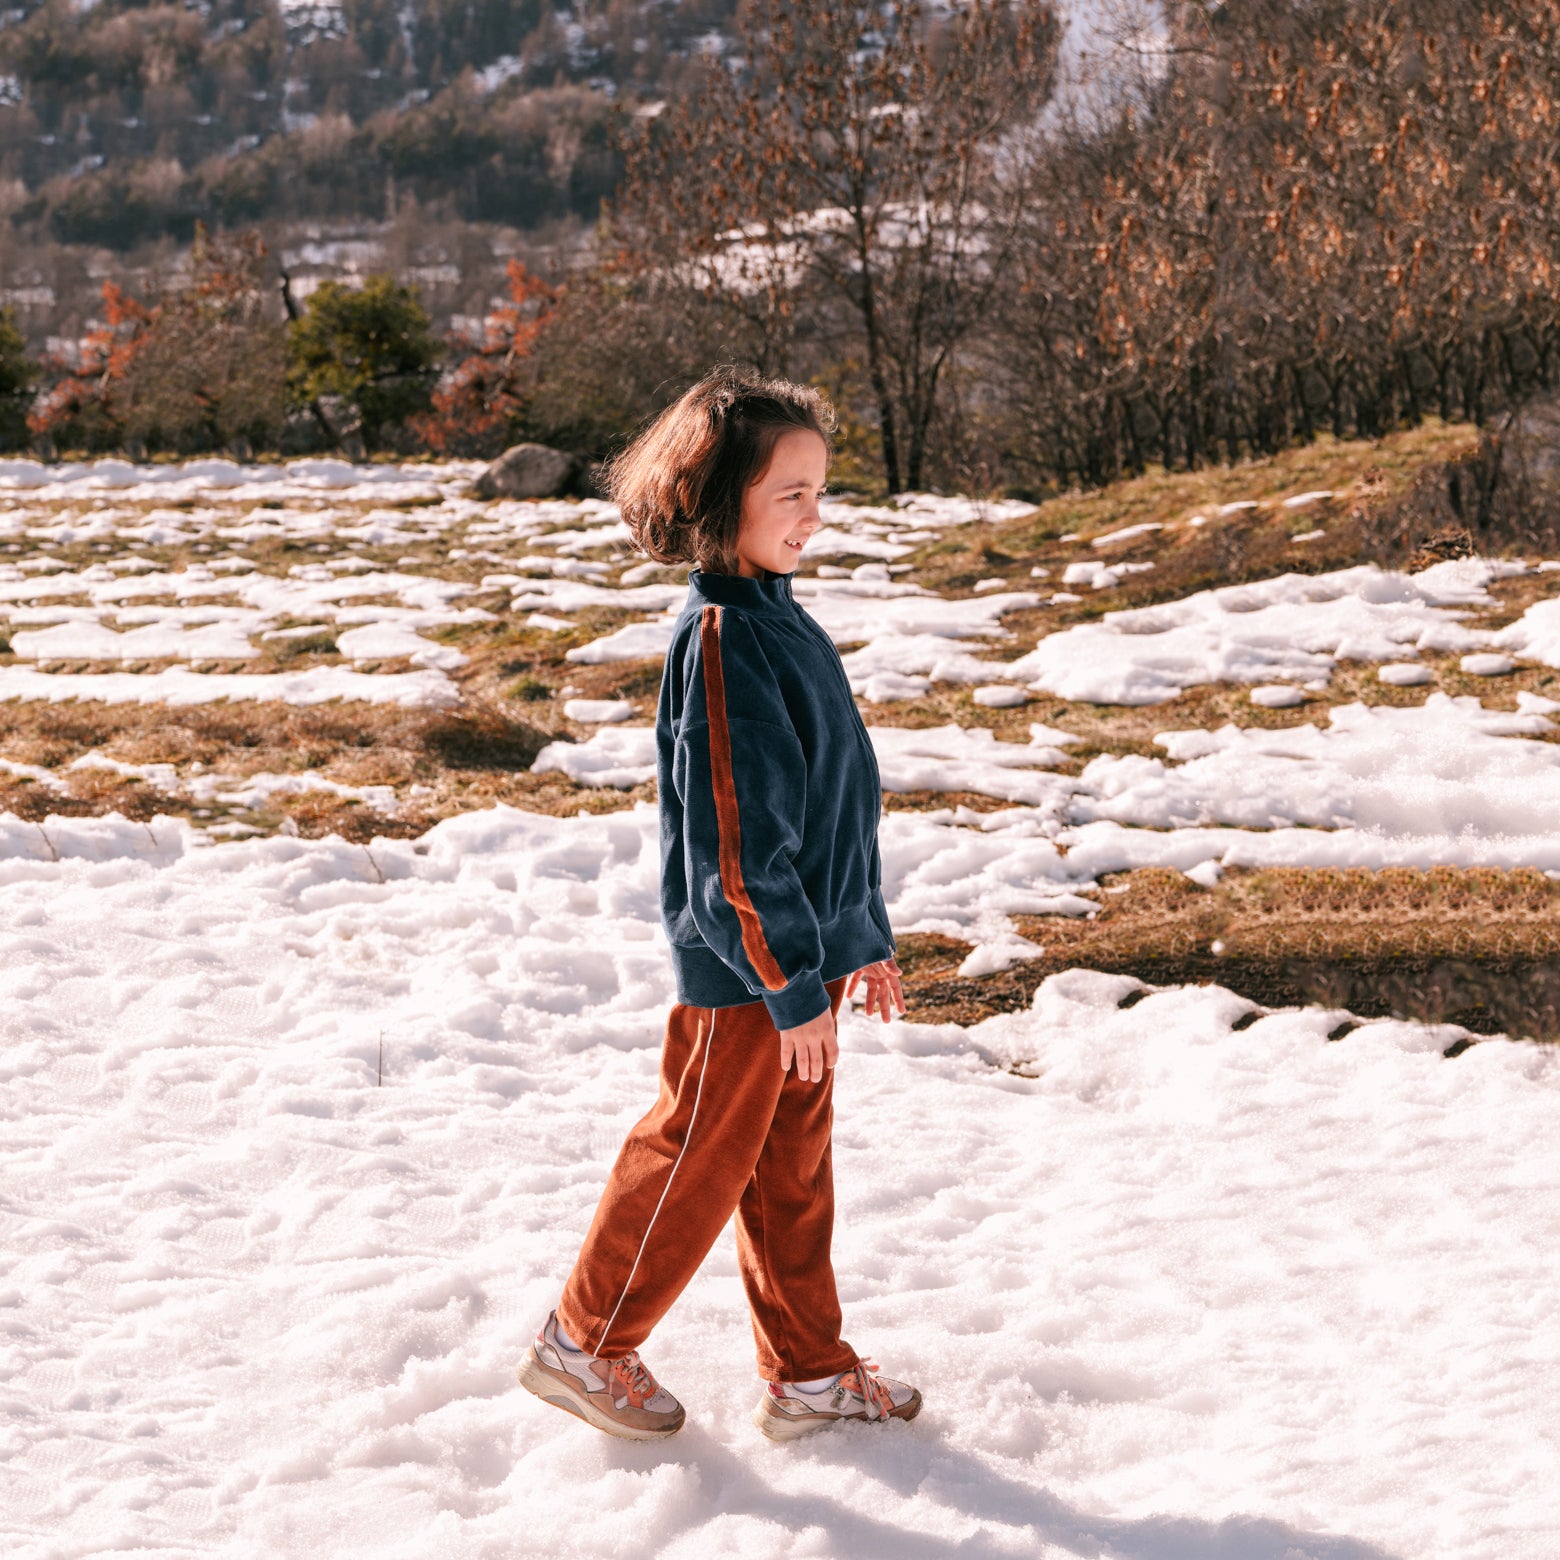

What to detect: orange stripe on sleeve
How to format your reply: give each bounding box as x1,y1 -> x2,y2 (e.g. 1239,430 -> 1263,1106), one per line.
700,604 -> 789,992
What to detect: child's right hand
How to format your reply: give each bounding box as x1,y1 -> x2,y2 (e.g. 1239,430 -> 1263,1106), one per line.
778,1011 -> 838,1084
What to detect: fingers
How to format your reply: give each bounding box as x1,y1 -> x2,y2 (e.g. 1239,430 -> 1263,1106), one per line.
779,1012 -> 840,1083
853,963 -> 906,1023
794,1034 -> 818,1083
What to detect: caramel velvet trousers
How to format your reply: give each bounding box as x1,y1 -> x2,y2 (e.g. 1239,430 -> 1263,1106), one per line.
556,976 -> 858,1382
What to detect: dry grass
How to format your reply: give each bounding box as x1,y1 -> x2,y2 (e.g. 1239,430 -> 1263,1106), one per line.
0,698 -> 650,833
893,867 -> 1560,1040
901,419 -> 1480,602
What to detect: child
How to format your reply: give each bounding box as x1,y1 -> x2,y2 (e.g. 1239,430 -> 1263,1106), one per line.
518,367 -> 922,1443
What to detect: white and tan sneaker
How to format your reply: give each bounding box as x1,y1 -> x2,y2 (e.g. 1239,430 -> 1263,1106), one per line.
518,1312 -> 685,1440
752,1359 -> 922,1441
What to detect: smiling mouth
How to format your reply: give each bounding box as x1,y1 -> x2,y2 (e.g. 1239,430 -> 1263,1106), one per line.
784,539 -> 804,550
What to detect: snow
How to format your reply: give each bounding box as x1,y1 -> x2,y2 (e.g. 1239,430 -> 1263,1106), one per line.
1493,596 -> 1560,667
1378,662 -> 1433,686
10,619 -> 262,661
3,813 -> 1557,1559
335,623 -> 468,671
563,620 -> 678,665
530,728 -> 657,788
1061,559 -> 1155,590
1071,695 -> 1560,837
1008,561 -> 1518,705
0,664 -> 460,707
538,696 -> 1560,878
1461,653 -> 1516,676
870,724 -> 1076,806
973,684 -> 1030,708
563,698 -> 636,724
10,462 -> 1560,1554
1090,522 -> 1163,547
1249,685 -> 1306,708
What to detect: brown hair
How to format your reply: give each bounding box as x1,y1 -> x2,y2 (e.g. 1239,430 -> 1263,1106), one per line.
607,366 -> 834,574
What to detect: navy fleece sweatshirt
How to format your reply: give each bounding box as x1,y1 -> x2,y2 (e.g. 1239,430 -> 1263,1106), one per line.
657,568 -> 897,1029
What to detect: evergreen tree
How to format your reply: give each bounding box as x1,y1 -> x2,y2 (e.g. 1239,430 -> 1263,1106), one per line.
287,277 -> 442,450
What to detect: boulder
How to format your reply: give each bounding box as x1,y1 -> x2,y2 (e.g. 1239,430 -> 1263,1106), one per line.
474,442 -> 582,500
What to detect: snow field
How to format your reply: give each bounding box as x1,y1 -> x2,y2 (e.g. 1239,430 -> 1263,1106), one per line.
4,813 -> 1558,1559
8,461 -> 1560,1556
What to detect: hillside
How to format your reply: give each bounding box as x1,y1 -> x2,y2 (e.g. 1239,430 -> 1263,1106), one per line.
0,0 -> 723,242
0,0 -> 732,348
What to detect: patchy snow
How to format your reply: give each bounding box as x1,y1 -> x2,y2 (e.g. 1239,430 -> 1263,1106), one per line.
2,814 -> 1556,1559
1090,522 -> 1164,547
538,696 -> 1560,873
531,727 -> 656,788
0,665 -> 459,707
563,619 -> 679,665
0,456 -> 475,505
973,684 -> 1030,708
1008,561 -> 1520,705
335,623 -> 468,671
1061,559 -> 1155,590
1071,695 -> 1560,836
870,724 -> 1076,806
1493,596 -> 1560,668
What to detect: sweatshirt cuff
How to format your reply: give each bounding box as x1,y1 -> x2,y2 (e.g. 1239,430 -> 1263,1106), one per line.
762,971 -> 831,1031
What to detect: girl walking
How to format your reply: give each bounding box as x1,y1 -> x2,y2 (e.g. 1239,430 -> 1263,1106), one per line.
518,367 -> 921,1442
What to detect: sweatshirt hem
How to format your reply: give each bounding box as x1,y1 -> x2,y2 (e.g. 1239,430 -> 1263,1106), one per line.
669,912 -> 895,1015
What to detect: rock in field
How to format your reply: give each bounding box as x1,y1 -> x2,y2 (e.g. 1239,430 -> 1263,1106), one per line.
474,443 -> 583,500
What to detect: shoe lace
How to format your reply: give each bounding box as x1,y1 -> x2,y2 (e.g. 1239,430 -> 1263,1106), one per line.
840,1357 -> 892,1421
605,1350 -> 657,1409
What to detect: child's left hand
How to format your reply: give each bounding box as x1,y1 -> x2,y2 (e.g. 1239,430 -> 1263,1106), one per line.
845,958 -> 906,1022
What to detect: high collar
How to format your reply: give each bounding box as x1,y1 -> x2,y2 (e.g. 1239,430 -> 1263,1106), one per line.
686,567 -> 797,617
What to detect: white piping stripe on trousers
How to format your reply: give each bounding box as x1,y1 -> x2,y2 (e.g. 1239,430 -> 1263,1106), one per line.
591,1006 -> 717,1358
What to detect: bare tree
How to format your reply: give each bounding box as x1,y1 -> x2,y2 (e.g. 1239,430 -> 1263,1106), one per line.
612,0 -> 1061,492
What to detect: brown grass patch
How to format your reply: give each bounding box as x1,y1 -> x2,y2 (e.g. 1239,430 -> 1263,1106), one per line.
896,421 -> 1488,650
893,867 -> 1560,1038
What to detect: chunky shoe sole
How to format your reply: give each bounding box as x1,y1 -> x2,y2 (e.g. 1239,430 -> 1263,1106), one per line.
752,1386 -> 923,1442
517,1346 -> 685,1441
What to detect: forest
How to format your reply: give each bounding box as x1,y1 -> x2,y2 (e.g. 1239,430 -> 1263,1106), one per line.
4,0 -> 1560,501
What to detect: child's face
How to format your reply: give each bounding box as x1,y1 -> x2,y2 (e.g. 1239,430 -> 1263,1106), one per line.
733,429 -> 828,578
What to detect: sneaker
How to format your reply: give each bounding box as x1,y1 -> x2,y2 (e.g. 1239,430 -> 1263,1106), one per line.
752,1359 -> 922,1441
518,1312 -> 685,1441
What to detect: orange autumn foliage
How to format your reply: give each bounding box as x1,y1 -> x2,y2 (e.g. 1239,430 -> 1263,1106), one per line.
412,260 -> 560,457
